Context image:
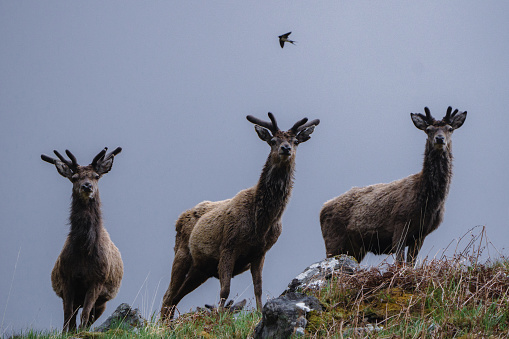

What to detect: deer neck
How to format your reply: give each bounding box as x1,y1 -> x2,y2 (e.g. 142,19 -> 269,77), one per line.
254,155 -> 295,235
69,192 -> 103,255
418,141 -> 453,215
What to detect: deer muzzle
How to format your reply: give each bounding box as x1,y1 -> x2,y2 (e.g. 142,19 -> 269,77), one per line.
279,143 -> 292,156
81,182 -> 93,192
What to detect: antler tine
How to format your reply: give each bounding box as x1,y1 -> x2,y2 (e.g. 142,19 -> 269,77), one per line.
41,154 -> 58,164
289,117 -> 308,134
53,150 -> 73,168
445,107 -> 459,123
267,112 -> 279,132
65,150 -> 79,168
247,113 -> 278,133
104,147 -> 122,161
424,107 -> 434,124
92,147 -> 108,167
444,106 -> 453,122
296,118 -> 320,132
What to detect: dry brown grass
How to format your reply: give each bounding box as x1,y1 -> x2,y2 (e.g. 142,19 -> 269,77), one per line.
306,226 -> 509,338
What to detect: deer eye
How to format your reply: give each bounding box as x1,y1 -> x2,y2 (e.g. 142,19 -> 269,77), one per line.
426,126 -> 434,133
270,138 -> 277,146
71,174 -> 79,182
94,174 -> 100,180
448,127 -> 453,132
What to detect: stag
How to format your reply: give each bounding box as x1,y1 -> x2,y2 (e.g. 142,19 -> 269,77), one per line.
160,113 -> 320,320
320,107 -> 467,264
41,147 -> 124,331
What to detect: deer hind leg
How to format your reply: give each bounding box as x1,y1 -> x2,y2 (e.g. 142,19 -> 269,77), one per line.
218,251 -> 236,309
88,301 -> 107,327
79,285 -> 102,330
163,266 -> 209,319
161,247 -> 194,320
341,233 -> 366,262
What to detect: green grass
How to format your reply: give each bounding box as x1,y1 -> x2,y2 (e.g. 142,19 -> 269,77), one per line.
6,309 -> 262,339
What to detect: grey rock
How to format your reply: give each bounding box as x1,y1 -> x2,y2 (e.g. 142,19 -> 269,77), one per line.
95,303 -> 146,332
198,299 -> 247,314
351,324 -> 384,335
253,292 -> 323,339
284,255 -> 358,294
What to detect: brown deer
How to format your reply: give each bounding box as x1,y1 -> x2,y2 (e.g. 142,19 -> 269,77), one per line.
160,113 -> 320,321
41,147 -> 124,331
320,107 -> 467,264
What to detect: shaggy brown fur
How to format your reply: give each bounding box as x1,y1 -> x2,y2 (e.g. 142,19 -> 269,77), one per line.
160,113 -> 319,321
41,147 -> 123,331
320,107 -> 467,264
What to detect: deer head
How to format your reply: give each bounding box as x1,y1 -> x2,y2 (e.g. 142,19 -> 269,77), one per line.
41,147 -> 122,201
246,112 -> 319,163
411,106 -> 467,151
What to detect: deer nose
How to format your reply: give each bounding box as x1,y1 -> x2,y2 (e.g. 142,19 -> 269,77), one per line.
81,182 -> 93,192
435,135 -> 445,144
280,144 -> 291,155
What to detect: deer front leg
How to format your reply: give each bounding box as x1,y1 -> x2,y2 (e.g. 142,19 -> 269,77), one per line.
407,237 -> 424,266
250,256 -> 265,311
392,225 -> 408,264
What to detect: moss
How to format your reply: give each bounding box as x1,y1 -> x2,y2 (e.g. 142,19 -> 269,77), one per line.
306,307 -> 350,334
360,287 -> 421,320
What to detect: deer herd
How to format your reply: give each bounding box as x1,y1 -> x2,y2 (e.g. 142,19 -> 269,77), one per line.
41,107 -> 467,330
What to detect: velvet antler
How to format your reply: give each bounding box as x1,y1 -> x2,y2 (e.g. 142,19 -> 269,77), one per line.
246,112 -> 280,134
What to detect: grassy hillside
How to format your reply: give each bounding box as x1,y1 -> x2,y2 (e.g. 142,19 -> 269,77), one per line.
9,233 -> 509,338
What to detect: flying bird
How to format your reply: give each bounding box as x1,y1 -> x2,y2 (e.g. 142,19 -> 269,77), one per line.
279,32 -> 296,48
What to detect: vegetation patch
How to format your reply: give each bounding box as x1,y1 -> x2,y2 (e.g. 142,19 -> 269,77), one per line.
7,231 -> 509,338
305,254 -> 509,338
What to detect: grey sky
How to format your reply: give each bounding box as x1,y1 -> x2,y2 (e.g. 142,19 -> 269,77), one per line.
1,1 -> 508,333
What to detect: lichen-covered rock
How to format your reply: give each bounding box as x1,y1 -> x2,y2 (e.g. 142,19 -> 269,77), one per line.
95,303 -> 146,332
284,255 -> 358,294
253,292 -> 323,339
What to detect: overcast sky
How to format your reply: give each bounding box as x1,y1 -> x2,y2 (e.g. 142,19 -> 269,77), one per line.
1,1 -> 508,334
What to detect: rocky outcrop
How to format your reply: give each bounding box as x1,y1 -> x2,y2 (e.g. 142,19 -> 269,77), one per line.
284,254 -> 358,294
95,303 -> 146,332
253,292 -> 322,338
254,255 -> 358,338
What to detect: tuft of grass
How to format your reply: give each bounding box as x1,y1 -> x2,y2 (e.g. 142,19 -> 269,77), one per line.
164,308 -> 261,338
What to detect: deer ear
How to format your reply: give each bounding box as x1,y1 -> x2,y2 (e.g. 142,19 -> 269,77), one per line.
254,125 -> 273,142
410,113 -> 428,131
450,111 -> 467,130
296,126 -> 315,143
55,161 -> 73,179
95,157 -> 114,175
